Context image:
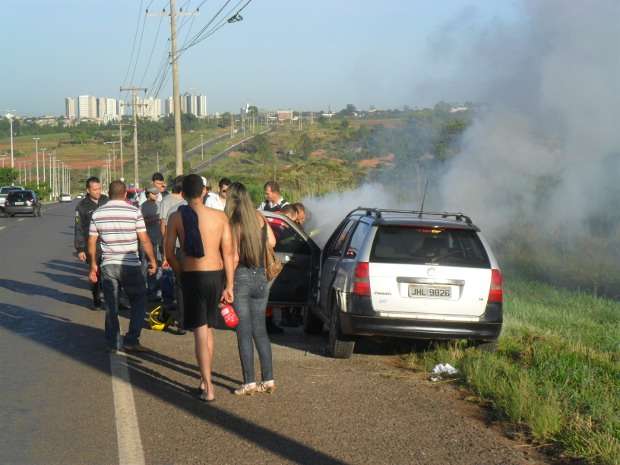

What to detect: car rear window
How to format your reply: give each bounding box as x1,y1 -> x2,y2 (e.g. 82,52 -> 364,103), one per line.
371,226 -> 490,268
1,187 -> 20,194
7,191 -> 34,201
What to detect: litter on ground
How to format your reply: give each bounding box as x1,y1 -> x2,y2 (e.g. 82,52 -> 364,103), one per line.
430,363 -> 459,382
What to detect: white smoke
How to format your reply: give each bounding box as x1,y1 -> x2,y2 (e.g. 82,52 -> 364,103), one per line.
302,0 -> 620,285
302,183 -> 404,247
436,0 -> 620,238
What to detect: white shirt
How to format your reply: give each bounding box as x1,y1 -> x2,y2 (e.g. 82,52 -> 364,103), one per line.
205,192 -> 226,211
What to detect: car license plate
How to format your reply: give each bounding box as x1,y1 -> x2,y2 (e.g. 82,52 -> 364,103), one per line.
408,285 -> 452,299
14,201 -> 25,206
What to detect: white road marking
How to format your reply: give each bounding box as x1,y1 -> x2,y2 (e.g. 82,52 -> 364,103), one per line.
17,218 -> 24,222
110,352 -> 146,465
0,226 -> 5,231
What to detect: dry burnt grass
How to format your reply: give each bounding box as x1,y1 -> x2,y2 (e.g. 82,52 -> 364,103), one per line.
401,278 -> 620,465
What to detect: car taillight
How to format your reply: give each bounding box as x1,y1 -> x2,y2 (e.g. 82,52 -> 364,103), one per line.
353,262 -> 371,296
488,269 -> 503,303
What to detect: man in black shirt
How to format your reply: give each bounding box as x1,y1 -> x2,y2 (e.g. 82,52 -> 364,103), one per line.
74,176 -> 108,309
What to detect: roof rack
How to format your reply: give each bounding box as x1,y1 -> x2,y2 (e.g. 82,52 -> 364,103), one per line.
347,207 -> 473,225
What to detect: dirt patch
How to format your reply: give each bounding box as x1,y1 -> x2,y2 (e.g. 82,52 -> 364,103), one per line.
358,153 -> 395,168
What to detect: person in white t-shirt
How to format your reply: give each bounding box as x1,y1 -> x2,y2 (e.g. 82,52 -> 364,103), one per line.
205,177 -> 231,211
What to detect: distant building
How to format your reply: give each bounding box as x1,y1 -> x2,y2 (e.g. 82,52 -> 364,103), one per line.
77,95 -> 90,120
88,96 -> 97,119
449,106 -> 468,113
65,97 -> 76,120
277,110 -> 293,122
164,97 -> 173,116
198,95 -> 207,118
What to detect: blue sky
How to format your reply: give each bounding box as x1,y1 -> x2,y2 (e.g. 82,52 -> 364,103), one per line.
0,0 -> 520,116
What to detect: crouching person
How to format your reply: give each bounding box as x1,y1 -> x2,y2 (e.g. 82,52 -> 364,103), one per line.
88,180 -> 158,352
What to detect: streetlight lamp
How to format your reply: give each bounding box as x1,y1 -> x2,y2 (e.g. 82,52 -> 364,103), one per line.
33,137 -> 40,187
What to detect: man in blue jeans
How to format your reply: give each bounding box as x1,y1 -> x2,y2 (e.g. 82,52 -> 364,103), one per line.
88,180 -> 158,352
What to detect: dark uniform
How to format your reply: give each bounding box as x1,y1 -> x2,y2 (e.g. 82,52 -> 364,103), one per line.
74,194 -> 108,307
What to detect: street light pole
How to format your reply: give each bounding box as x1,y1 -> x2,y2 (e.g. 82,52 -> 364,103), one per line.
33,137 -> 40,187
41,148 -> 46,183
5,112 -> 15,168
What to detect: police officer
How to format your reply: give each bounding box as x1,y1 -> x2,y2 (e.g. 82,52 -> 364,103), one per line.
75,176 -> 108,309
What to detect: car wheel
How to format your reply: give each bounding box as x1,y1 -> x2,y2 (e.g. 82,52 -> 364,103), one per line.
303,306 -> 324,334
327,298 -> 355,359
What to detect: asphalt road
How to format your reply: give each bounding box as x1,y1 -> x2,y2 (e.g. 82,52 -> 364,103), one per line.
0,202 -> 549,465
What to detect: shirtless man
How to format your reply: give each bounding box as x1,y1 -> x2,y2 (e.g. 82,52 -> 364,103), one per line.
165,174 -> 234,402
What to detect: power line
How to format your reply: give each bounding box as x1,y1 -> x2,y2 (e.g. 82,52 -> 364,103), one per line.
122,0 -> 145,88
139,12 -> 165,88
129,5 -> 149,85
180,0 -> 234,52
179,0 -> 252,54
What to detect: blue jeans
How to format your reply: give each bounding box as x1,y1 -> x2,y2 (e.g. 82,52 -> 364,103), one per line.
101,264 -> 147,347
234,267 -> 273,384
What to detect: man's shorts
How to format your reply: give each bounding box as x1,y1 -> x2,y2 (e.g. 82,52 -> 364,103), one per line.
181,270 -> 225,329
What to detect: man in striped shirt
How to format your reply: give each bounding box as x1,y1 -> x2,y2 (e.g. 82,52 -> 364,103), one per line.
88,180 -> 158,352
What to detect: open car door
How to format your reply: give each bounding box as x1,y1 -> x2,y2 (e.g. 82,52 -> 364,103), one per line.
264,212 -> 321,307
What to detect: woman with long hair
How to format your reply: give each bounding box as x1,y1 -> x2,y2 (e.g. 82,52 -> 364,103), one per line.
224,182 -> 277,395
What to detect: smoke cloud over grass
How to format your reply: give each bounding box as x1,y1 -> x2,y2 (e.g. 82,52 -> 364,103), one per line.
303,0 -> 620,294
436,0 -> 620,240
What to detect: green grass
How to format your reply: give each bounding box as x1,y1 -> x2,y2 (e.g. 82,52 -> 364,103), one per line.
401,277 -> 620,465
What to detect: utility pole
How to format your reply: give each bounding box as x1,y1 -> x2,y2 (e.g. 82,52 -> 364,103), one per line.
156,151 -> 160,172
105,141 -> 119,179
118,120 -> 125,180
230,113 -> 234,138
120,86 -> 147,188
170,0 -> 184,176
41,148 -> 46,183
49,156 -> 52,200
33,137 -> 40,187
201,134 -> 204,161
147,3 -> 197,176
5,112 -> 15,168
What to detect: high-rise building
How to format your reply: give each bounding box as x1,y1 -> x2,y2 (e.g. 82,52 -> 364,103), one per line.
164,97 -> 173,116
77,95 -> 90,120
198,95 -> 208,118
117,100 -> 126,118
65,97 -> 76,120
105,98 -> 117,121
88,96 -> 97,119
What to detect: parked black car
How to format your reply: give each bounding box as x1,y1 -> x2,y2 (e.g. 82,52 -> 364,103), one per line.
4,190 -> 42,217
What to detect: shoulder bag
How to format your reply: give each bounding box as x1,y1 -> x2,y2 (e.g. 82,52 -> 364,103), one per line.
262,221 -> 283,281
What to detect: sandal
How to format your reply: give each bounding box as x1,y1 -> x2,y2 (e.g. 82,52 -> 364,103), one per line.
234,383 -> 258,396
257,380 -> 276,394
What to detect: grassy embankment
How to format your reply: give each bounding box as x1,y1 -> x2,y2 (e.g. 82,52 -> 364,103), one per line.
402,278 -> 620,465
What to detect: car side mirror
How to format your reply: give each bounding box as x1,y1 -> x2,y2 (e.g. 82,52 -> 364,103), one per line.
345,248 -> 357,258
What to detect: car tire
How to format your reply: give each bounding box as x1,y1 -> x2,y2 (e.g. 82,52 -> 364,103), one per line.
327,299 -> 355,359
303,306 -> 323,334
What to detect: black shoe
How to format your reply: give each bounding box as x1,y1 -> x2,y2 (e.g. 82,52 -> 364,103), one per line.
266,316 -> 284,334
92,299 -> 103,311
